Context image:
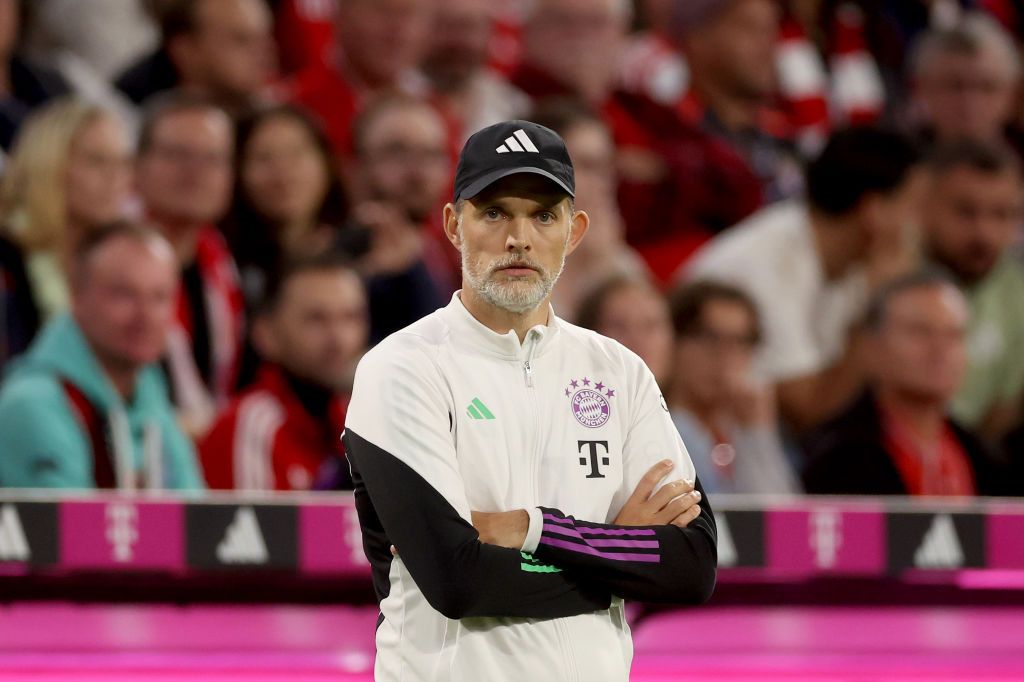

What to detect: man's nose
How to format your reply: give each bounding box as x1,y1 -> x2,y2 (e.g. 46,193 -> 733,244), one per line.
505,218 -> 532,251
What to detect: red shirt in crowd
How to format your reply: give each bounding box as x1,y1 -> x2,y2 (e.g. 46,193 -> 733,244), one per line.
199,365 -> 349,491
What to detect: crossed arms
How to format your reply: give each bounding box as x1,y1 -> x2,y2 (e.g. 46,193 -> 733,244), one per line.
342,346 -> 718,620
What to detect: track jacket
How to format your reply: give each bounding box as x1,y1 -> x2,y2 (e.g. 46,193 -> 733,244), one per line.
343,293 -> 717,681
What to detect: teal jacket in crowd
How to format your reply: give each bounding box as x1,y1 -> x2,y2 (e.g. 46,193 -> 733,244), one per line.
0,313 -> 204,490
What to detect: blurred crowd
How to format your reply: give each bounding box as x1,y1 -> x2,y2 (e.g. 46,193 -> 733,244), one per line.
0,0 -> 1022,497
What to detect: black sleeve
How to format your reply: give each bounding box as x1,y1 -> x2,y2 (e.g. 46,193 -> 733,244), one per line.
531,476 -> 717,605
344,429 -> 612,620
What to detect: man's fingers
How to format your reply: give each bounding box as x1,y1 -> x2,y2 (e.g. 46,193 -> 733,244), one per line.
654,490 -> 701,525
390,545 -> 398,556
670,504 -> 702,529
647,478 -> 695,512
627,460 -> 674,506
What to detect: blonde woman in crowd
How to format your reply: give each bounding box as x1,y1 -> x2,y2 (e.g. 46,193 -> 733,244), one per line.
0,96 -> 133,355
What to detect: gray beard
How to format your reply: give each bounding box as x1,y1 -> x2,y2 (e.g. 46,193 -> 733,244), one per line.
459,232 -> 568,314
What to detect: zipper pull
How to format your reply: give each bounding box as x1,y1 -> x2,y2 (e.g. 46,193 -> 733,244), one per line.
523,360 -> 534,387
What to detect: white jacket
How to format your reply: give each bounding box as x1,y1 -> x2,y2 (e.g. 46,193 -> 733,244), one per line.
344,294 -> 717,682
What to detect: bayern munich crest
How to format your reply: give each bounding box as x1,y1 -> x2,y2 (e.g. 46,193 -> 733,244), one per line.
564,377 -> 615,428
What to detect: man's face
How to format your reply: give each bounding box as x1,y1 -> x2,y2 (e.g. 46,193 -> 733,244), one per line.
261,270 -> 369,390
360,104 -> 451,223
447,175 -> 588,314
860,168 -> 929,250
422,0 -> 493,92
872,285 -> 969,403
183,0 -> 276,99
73,236 -> 178,369
597,284 -> 673,386
674,299 -> 759,408
523,0 -> 628,99
926,165 -> 1023,283
136,108 -> 234,225
563,120 -> 622,252
338,0 -> 430,87
683,0 -> 780,102
916,49 -> 1017,142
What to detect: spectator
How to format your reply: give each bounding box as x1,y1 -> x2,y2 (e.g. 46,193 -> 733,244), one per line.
226,104 -> 347,311
907,12 -> 1020,146
21,0 -> 158,82
287,0 -> 432,155
673,0 -> 804,201
421,0 -> 529,139
0,98 -> 133,343
200,255 -> 367,491
802,271 -> 1007,497
576,276 -> 673,389
0,0 -> 69,150
0,223 -> 203,490
924,139 -> 1024,438
345,93 -> 448,342
135,93 -> 244,437
667,280 -> 799,495
687,127 -> 926,432
116,0 -> 277,116
531,99 -> 649,321
511,0 -> 764,283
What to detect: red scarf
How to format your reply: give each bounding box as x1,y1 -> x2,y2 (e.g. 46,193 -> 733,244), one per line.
166,227 -> 245,432
881,409 -> 976,497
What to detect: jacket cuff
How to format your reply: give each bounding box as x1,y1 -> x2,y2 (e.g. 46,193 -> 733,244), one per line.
520,506 -> 544,553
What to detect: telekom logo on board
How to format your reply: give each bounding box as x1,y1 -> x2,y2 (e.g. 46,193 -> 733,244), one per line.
809,509 -> 842,569
105,503 -> 139,563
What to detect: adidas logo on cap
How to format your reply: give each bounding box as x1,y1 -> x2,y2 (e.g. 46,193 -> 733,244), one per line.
496,129 -> 540,154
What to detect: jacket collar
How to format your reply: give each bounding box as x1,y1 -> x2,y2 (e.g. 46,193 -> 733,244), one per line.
442,291 -> 562,361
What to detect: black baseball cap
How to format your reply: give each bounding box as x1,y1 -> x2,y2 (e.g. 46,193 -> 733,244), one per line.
453,120 -> 575,202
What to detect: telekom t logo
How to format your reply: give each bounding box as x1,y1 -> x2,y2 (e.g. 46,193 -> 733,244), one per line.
577,441 -> 610,479
809,509 -> 842,569
106,503 -> 139,563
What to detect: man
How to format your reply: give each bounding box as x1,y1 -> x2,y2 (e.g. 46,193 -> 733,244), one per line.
287,0 -> 432,155
420,0 -> 528,139
200,255 -> 368,491
345,93 -> 451,341
802,272 -> 1006,496
908,13 -> 1020,146
673,0 -> 803,202
510,0 -> 765,283
116,0 -> 277,115
0,223 -> 203,490
924,139 -> 1024,438
135,93 -> 244,437
687,127 -> 926,432
343,120 -> 716,681
666,280 -> 798,495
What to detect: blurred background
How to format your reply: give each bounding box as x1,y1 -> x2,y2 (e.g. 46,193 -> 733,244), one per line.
0,0 -> 1023,679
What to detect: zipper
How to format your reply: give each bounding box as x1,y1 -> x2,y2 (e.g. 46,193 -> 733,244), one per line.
522,328 -> 542,515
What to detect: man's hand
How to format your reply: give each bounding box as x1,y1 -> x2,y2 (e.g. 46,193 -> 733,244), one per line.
471,510 -> 530,549
614,460 -> 702,528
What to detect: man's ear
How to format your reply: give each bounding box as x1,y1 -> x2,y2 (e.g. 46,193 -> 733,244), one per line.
250,314 -> 279,363
443,202 -> 463,251
564,208 -> 591,257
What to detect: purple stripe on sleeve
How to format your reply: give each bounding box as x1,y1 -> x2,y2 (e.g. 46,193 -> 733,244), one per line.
541,514 -> 657,536
542,514 -> 576,526
576,527 -> 657,537
539,537 -> 661,563
545,525 -> 661,549
585,538 -> 660,549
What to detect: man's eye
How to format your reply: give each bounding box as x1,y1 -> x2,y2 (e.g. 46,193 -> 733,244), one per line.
537,212 -> 555,224
485,209 -> 502,220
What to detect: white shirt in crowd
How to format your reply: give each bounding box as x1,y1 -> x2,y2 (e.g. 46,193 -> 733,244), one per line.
684,201 -> 868,382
